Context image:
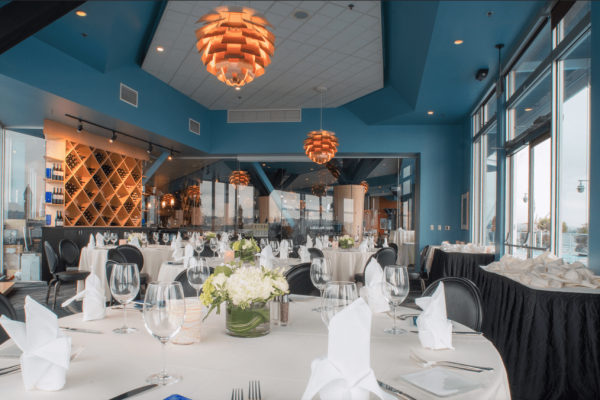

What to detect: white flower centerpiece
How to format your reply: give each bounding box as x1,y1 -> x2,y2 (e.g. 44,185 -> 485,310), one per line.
200,261 -> 289,337
339,235 -> 355,249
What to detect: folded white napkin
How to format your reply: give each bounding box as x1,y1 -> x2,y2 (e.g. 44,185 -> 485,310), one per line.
177,232 -> 182,242
415,283 -> 453,350
130,236 -> 141,249
218,241 -> 228,254
87,234 -> 95,249
95,233 -> 104,248
171,240 -> 183,260
382,238 -> 389,248
0,296 -> 71,391
260,246 -> 276,269
359,259 -> 390,313
302,298 -> 394,400
61,273 -> 106,321
183,244 -> 194,268
306,235 -> 313,248
315,238 -> 323,250
358,240 -> 368,253
299,246 -> 311,263
280,241 -> 289,259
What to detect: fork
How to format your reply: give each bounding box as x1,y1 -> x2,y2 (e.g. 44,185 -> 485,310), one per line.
410,350 -> 493,372
249,380 -> 262,400
231,388 -> 243,400
0,346 -> 85,377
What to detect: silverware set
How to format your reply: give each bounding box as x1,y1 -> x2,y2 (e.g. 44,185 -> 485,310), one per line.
232,380 -> 261,400
410,349 -> 493,373
0,346 -> 85,377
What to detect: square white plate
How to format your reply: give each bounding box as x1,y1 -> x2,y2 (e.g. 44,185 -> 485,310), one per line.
399,367 -> 482,397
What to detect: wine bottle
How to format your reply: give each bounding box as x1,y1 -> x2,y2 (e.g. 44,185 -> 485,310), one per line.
51,164 -> 55,180
59,189 -> 63,204
55,211 -> 60,227
57,164 -> 62,181
52,188 -> 55,204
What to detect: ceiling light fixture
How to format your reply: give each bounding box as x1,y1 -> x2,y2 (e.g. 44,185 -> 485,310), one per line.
157,47 -> 164,52
428,111 -> 434,115
525,108 -> 532,111
168,150 -> 173,160
235,87 -> 241,91
229,171 -> 250,187
77,120 -> 83,132
195,6 -> 275,88
454,40 -> 463,44
361,181 -> 369,193
109,131 -> 117,143
76,11 -> 86,17
304,87 -> 339,164
148,143 -> 153,153
293,10 -> 309,20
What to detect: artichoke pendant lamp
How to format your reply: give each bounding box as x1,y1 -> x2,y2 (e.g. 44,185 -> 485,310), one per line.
229,171 -> 250,187
304,87 -> 339,164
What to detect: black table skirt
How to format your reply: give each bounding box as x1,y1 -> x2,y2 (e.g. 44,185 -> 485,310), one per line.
440,262 -> 600,400
428,249 -> 495,283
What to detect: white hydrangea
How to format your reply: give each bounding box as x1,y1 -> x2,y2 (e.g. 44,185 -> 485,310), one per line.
225,266 -> 276,306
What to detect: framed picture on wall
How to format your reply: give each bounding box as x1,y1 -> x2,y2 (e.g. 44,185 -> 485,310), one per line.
380,218 -> 387,230
461,192 -> 470,230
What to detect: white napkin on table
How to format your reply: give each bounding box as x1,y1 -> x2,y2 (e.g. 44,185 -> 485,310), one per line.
61,273 -> 106,321
171,240 -> 183,260
218,241 -> 228,254
177,232 -> 182,242
0,296 -> 71,391
95,233 -> 104,248
130,236 -> 141,249
260,246 -> 276,269
299,246 -> 311,263
301,298 -> 394,400
280,241 -> 289,259
415,283 -> 454,350
382,238 -> 389,248
358,240 -> 368,252
315,238 -> 323,250
307,235 -> 313,248
87,234 -> 95,249
183,244 -> 194,268
359,259 -> 390,313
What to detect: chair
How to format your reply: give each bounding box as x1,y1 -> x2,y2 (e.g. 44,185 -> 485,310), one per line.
44,242 -> 91,310
284,263 -> 319,296
421,277 -> 483,331
115,245 -> 150,290
354,247 -> 397,284
199,246 -> 215,258
0,293 -> 17,345
389,242 -> 399,255
105,260 -> 118,306
307,248 -> 324,259
59,239 -> 80,271
407,245 -> 429,293
289,245 -> 300,259
174,268 -> 214,298
107,248 -> 127,263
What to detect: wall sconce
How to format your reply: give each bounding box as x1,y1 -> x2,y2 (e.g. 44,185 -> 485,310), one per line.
577,180 -> 589,193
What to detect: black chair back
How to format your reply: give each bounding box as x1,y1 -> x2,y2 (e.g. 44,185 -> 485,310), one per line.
285,263 -> 319,296
0,293 -> 17,345
44,241 -> 61,274
389,242 -> 399,256
107,248 -> 127,263
375,247 -> 396,268
59,239 -> 80,269
174,268 -> 214,297
116,245 -> 145,271
421,277 -> 483,331
199,246 -> 215,258
289,245 -> 300,259
307,248 -> 324,259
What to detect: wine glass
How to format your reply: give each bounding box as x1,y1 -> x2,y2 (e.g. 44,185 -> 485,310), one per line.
110,232 -> 118,246
103,231 -> 110,246
162,233 -> 169,246
194,237 -> 205,259
209,238 -> 218,257
285,239 -> 293,258
270,241 -> 280,257
381,265 -> 410,335
260,238 -> 269,251
143,282 -> 185,385
110,263 -> 140,334
153,232 -> 159,245
187,257 -> 211,298
140,233 -> 148,247
310,257 -> 333,312
321,281 -> 358,328
124,232 -> 130,241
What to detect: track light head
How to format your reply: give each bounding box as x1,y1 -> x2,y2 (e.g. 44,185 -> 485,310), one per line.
147,143 -> 153,154
109,131 -> 117,143
77,120 -> 83,132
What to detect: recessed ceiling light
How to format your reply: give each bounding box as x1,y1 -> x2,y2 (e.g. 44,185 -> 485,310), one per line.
454,40 -> 463,44
428,111 -> 434,115
76,11 -> 86,17
293,10 -> 310,20
157,47 -> 164,52
525,108 -> 532,111
235,87 -> 241,91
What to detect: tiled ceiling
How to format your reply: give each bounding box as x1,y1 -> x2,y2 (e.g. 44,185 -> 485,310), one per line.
142,1 -> 383,110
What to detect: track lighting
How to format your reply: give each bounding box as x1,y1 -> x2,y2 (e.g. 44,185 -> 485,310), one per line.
77,120 -> 83,132
109,131 -> 117,143
168,150 -> 173,161
148,143 -> 153,154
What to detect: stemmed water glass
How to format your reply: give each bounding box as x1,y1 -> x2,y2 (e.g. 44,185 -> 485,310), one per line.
140,233 -> 148,248
110,263 -> 140,334
284,239 -> 293,258
187,257 -> 211,298
381,265 -> 410,335
110,232 -> 118,246
209,238 -> 218,257
310,257 -> 333,312
260,238 -> 269,251
153,232 -> 159,245
103,231 -> 110,246
321,281 -> 358,328
143,282 -> 185,385
162,233 -> 170,247
270,241 -> 280,257
194,237 -> 205,260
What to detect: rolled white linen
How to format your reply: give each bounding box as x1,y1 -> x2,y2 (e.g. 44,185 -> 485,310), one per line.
299,246 -> 311,263
315,238 -> 323,250
358,240 -> 368,252
359,259 -> 390,313
183,244 -> 194,268
415,282 -> 454,350
129,236 -> 141,249
61,273 -> 106,321
95,233 -> 104,248
260,246 -> 276,269
280,240 -> 289,259
87,234 -> 95,249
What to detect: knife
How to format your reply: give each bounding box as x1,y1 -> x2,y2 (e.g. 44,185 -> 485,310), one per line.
60,327 -> 102,334
409,330 -> 483,336
377,380 -> 417,400
109,384 -> 159,400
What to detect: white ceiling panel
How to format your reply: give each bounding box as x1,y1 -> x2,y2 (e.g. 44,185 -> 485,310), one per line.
142,1 -> 383,110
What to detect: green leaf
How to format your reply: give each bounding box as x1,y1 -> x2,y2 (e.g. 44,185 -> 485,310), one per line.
214,265 -> 233,277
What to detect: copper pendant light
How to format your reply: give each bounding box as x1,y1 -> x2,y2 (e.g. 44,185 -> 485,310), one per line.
195,6 -> 275,87
304,87 -> 339,164
361,181 -> 369,193
229,171 -> 250,187
311,185 -> 327,197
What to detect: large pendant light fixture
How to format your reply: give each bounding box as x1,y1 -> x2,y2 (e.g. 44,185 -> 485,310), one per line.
229,171 -> 250,187
195,6 -> 275,87
311,185 -> 327,197
304,87 -> 339,164
361,181 -> 369,193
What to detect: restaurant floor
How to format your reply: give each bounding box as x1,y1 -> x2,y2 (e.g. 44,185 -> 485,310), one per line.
5,280 -> 423,322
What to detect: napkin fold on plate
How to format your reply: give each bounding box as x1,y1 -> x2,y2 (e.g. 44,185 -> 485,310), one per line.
130,236 -> 141,249
358,240 -> 368,252
315,238 -> 323,250
95,233 -> 104,248
301,298 -> 394,400
280,240 -> 289,259
87,234 -> 95,249
0,296 -> 72,391
183,244 -> 194,268
382,238 -> 389,248
260,246 -> 276,269
415,282 -> 454,350
299,246 -> 311,262
359,259 -> 390,313
61,273 -> 106,321
306,235 -> 313,249
171,238 -> 183,260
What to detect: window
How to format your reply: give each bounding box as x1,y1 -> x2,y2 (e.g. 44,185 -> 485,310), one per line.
508,71 -> 552,140
473,139 -> 482,242
472,123 -> 496,246
558,1 -> 590,43
484,95 -> 497,124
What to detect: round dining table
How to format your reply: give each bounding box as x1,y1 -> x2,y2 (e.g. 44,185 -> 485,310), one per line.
321,248 -> 376,281
0,298 -> 510,399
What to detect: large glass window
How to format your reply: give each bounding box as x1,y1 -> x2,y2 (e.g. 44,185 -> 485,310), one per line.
531,136 -> 551,257
482,124 -> 497,246
507,148 -> 530,259
559,1 -> 590,43
508,71 -> 552,140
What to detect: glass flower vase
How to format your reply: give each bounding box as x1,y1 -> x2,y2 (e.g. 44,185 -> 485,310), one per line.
225,301 -> 270,338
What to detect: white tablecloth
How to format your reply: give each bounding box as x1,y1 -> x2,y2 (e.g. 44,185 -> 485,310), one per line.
0,299 -> 510,399
389,230 -> 415,246
157,258 -> 303,283
322,248 -> 376,281
399,242 -> 416,266
78,245 -> 174,298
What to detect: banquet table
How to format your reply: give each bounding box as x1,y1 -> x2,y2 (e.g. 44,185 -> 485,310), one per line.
0,298 -> 510,399
157,257 -> 303,282
428,249 -> 495,284
322,248 -> 376,281
398,242 -> 415,266
441,264 -> 600,400
78,245 -> 175,298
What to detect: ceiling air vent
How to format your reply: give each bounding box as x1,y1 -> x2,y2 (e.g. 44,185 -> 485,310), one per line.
120,83 -> 138,107
189,119 -> 200,135
227,109 -> 301,123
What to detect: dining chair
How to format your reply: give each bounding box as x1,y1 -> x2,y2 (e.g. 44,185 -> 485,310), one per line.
59,239 -> 80,271
421,277 -> 483,331
115,245 -> 149,292
389,242 -> 399,256
406,245 -> 429,293
44,241 -> 91,310
105,260 -> 118,306
174,268 -> 214,297
199,246 -> 215,258
284,263 -> 319,296
0,293 -> 17,345
307,248 -> 324,259
354,247 -> 397,284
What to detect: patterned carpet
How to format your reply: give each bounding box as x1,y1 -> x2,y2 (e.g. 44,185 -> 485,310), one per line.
6,281 -> 82,321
